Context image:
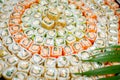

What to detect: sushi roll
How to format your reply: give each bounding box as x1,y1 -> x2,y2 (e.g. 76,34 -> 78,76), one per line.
73,30 -> 85,40
40,46 -> 50,57
71,42 -> 83,53
80,51 -> 91,60
9,25 -> 22,35
29,43 -> 40,53
2,66 -> 17,80
14,4 -> 25,13
45,68 -> 57,80
8,43 -> 21,54
65,25 -> 75,33
45,58 -> 56,67
22,15 -> 31,23
10,11 -> 22,19
57,68 -> 70,80
29,65 -> 44,77
46,29 -> 56,38
34,35 -> 45,45
69,55 -> 80,66
30,54 -> 45,64
69,66 -> 80,77
87,24 -> 97,32
0,60 -> 8,77
24,28 -> 34,38
57,56 -> 70,68
106,9 -> 115,16
55,37 -> 65,46
41,17 -> 55,30
85,32 -> 97,43
18,61 -> 31,73
57,29 -> 67,37
76,24 -> 87,31
33,12 -> 41,18
5,55 -> 19,66
97,30 -> 107,39
31,19 -> 41,26
0,29 -> 9,38
50,46 -> 62,57
36,27 -> 47,36
56,15 -> 66,28
17,49 -> 32,60
44,38 -> 54,46
80,38 -> 92,49
27,76 -> 36,80
20,38 -> 32,49
12,72 -> 27,80
63,45 -> 73,55
47,8 -> 60,20
95,39 -> 105,48
0,22 -> 8,28
9,18 -> 21,26
3,36 -> 13,46
82,62 -> 94,72
0,50 -> 10,59
66,34 -> 76,44
13,32 -> 25,43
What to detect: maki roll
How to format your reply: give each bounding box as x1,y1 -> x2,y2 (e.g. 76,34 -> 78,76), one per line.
24,28 -> 34,38
80,51 -> 91,60
69,66 -> 80,77
3,36 -> 13,46
14,4 -> 25,13
9,25 -> 22,35
85,32 -> 97,43
69,55 -> 80,66
45,58 -> 56,67
12,72 -> 27,80
45,68 -> 57,80
20,38 -> 32,49
0,29 -> 9,38
30,54 -> 45,64
57,29 -> 67,37
55,37 -> 65,46
27,76 -> 36,80
57,68 -> 70,80
29,65 -> 44,77
65,25 -> 75,33
5,55 -> 19,66
40,46 -> 50,57
13,32 -> 25,43
41,17 -> 55,30
47,8 -> 60,20
10,11 -> 22,19
17,49 -> 32,60
63,45 -> 73,55
29,43 -> 40,53
8,43 -> 21,54
66,34 -> 76,44
50,46 -> 62,57
2,66 -> 17,80
95,39 -> 105,48
81,62 -> 94,72
73,30 -> 85,40
71,42 -> 83,53
44,38 -> 54,46
9,18 -> 21,26
80,38 -> 92,49
36,27 -> 47,36
34,35 -> 45,45
56,15 -> 66,28
47,29 -> 56,38
57,56 -> 70,68
18,61 -> 31,73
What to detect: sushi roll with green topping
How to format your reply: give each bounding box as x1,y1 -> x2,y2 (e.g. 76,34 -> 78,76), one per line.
18,61 -> 31,73
57,29 -> 67,37
2,66 -> 17,80
34,35 -> 45,45
69,55 -> 80,66
55,37 -> 65,46
47,29 -> 56,38
12,72 -> 27,80
73,30 -> 84,40
36,27 -> 47,36
66,34 -> 76,44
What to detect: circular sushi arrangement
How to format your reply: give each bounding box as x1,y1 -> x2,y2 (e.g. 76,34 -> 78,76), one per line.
0,0 -> 120,80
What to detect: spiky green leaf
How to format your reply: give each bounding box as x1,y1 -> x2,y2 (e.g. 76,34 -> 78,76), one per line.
99,75 -> 120,80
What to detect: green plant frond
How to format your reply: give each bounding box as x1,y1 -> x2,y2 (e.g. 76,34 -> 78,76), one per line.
99,75 -> 120,80
82,53 -> 120,62
95,45 -> 120,50
74,65 -> 120,76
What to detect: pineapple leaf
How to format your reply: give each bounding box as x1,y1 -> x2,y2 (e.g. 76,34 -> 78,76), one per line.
99,75 -> 120,80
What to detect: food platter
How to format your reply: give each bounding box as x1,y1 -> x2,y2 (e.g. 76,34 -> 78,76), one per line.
0,0 -> 120,80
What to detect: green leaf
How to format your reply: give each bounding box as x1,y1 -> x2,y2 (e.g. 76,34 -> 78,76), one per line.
74,65 -> 120,76
0,0 -> 3,3
95,45 -> 120,50
82,53 -> 120,62
99,75 -> 120,80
